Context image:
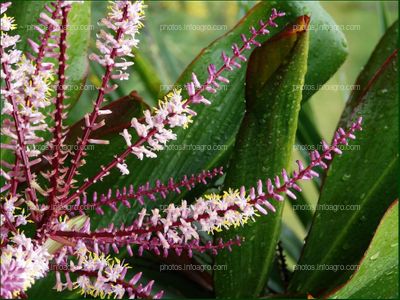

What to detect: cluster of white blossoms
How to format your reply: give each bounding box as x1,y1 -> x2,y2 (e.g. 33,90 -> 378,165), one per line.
0,1 -> 66,194
1,1 -> 59,109
138,188 -> 264,249
0,3 -> 43,160
52,241 -> 162,299
89,0 -> 144,82
117,89 -> 194,175
0,196 -> 31,240
0,234 -> 52,299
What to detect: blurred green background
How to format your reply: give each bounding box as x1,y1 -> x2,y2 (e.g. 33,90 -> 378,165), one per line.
69,0 -> 398,269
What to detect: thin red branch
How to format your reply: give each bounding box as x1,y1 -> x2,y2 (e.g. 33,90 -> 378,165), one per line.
62,3 -> 130,192
68,167 -> 223,213
49,4 -> 70,205
0,48 -> 39,211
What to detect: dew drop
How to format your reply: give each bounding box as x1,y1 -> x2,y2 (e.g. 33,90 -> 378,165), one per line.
342,242 -> 351,250
380,88 -> 388,94
370,251 -> 380,261
342,174 -> 351,181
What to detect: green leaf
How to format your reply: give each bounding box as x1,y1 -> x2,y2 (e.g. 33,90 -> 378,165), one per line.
280,222 -> 303,262
124,254 -> 214,298
27,273 -> 80,299
377,2 -> 390,33
213,16 -> 310,298
64,1 -> 91,108
328,200 -> 398,299
288,21 -> 399,296
132,49 -> 163,102
340,21 -> 398,123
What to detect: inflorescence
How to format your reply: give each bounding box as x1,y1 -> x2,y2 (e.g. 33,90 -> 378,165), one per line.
0,1 -> 362,298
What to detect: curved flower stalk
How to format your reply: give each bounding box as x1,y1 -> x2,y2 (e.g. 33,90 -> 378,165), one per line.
67,167 -> 224,215
0,0 -> 364,299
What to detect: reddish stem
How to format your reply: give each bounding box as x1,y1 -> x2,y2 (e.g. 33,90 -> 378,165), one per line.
9,2 -> 61,197
9,157 -> 20,196
62,3 -> 130,192
68,167 -> 223,212
49,5 -> 70,205
32,1 -> 62,78
0,47 -> 39,213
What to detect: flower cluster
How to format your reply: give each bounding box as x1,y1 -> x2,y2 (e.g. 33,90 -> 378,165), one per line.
0,196 -> 31,241
56,7 -> 288,209
52,243 -> 163,299
0,234 -> 51,298
116,89 -> 195,174
0,1 -> 72,213
0,1 -> 363,299
89,0 -> 144,81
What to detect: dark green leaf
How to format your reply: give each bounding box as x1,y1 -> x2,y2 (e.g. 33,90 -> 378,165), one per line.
213,16 -> 310,298
132,49 -> 163,102
293,103 -> 322,228
327,200 -> 398,299
289,21 -> 399,296
340,21 -> 398,122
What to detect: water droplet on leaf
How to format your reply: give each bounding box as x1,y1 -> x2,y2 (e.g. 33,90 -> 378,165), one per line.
370,252 -> 380,261
342,174 -> 351,181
